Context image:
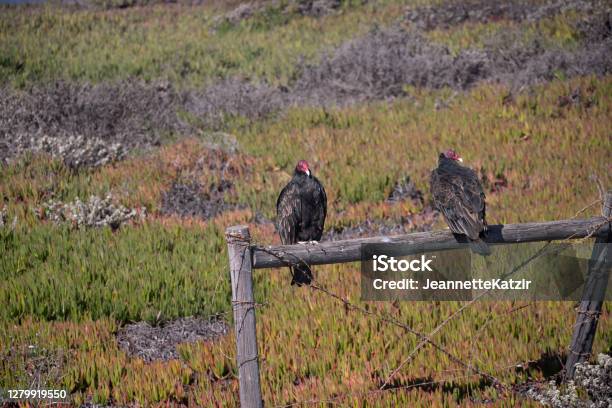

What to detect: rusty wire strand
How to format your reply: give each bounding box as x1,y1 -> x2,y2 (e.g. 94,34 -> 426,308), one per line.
227,191 -> 610,405
253,244 -> 505,389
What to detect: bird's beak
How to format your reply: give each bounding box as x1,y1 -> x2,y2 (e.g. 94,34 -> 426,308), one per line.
458,157 -> 464,163
306,169 -> 311,177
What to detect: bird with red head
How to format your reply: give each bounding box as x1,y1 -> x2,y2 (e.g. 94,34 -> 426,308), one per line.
276,160 -> 327,285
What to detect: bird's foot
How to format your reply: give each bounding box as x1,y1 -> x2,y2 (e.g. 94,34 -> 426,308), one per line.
297,241 -> 319,245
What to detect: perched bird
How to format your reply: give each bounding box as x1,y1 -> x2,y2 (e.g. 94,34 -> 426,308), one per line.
276,160 -> 327,285
430,149 -> 490,256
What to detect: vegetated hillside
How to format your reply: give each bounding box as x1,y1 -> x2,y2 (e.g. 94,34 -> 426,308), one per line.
1,0 -> 611,406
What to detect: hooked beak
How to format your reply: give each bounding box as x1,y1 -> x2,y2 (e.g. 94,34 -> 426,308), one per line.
306,169 -> 311,177
458,157 -> 464,163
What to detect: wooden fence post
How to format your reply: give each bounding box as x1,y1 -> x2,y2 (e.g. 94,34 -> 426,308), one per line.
565,191 -> 611,379
226,225 -> 263,408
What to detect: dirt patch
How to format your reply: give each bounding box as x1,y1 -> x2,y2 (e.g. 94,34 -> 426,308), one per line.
0,80 -> 187,166
2,344 -> 65,392
160,180 -> 239,219
325,207 -> 439,240
404,0 -> 600,31
323,175 -> 435,240
296,0 -> 344,17
158,145 -> 249,220
116,317 -> 229,362
386,176 -> 425,204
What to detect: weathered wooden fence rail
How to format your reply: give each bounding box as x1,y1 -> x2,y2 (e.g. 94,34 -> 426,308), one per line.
251,216 -> 609,269
225,192 -> 611,407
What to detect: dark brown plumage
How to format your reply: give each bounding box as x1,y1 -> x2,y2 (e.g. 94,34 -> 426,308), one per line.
430,149 -> 490,255
276,160 -> 327,285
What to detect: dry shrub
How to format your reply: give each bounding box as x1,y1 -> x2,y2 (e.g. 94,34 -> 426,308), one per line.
576,9 -> 612,43
38,194 -> 145,230
184,79 -> 287,130
483,25 -> 611,88
222,2 -> 258,25
404,0 -> 601,31
198,7 -> 611,112
294,16 -> 611,104
525,353 -> 612,407
0,80 -> 187,166
9,134 -> 127,169
213,0 -> 356,29
294,27 -> 489,104
1,9 -> 609,166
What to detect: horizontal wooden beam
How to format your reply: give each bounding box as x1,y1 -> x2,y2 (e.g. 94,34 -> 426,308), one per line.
251,216 -> 609,269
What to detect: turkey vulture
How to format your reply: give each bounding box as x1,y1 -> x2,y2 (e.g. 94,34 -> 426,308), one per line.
276,160 -> 327,285
430,149 -> 490,256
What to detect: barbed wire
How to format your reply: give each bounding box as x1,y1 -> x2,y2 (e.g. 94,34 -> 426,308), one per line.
252,244 -> 505,391
253,217 -> 608,396
381,188 -> 611,390
233,189 -> 610,405
249,208 -> 609,404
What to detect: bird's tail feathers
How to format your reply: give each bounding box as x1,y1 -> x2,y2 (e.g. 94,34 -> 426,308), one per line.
469,239 -> 491,256
290,264 -> 313,286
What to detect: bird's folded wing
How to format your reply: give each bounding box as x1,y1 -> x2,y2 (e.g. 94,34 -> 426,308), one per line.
276,183 -> 302,245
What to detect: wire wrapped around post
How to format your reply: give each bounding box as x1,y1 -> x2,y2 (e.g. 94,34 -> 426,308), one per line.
226,225 -> 263,408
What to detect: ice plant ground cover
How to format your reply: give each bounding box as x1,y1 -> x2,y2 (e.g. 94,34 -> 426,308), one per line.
1,0 -> 611,406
